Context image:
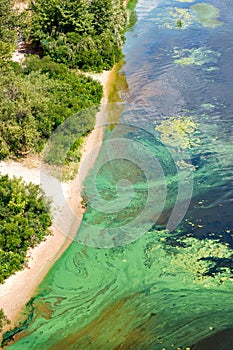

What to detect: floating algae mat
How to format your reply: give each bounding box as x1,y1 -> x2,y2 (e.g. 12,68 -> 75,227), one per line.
5,0 -> 233,348
155,115 -> 200,150
5,228 -> 233,349
6,110 -> 233,349
173,47 -> 221,67
191,3 -> 223,28
200,103 -> 215,110
155,6 -> 193,29
155,2 -> 223,30
169,237 -> 233,286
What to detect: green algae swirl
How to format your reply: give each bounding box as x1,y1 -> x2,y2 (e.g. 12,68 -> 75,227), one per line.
5,227 -> 233,349
5,103 -> 233,349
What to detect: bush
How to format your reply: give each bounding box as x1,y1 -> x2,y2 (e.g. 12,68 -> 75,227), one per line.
0,175 -> 52,283
0,0 -> 18,67
0,309 -> 9,332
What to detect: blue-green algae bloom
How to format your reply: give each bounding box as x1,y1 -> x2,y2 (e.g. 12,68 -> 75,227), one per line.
173,47 -> 221,66
155,3 -> 223,30
200,103 -> 215,110
155,7 -> 193,29
191,3 -> 223,28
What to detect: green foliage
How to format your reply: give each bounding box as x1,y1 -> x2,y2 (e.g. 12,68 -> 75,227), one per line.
0,0 -> 17,42
0,56 -> 103,159
24,0 -> 128,71
0,41 -> 13,68
0,175 -> 51,283
0,309 -> 10,332
0,0 -> 18,67
43,107 -> 98,166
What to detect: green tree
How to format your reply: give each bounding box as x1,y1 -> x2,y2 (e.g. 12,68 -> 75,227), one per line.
24,0 -> 128,71
0,0 -> 18,67
0,175 -> 52,283
0,57 -> 103,159
0,0 -> 17,42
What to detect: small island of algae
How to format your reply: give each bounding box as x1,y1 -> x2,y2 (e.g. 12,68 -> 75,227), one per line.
155,2 -> 222,30
170,237 -> 233,286
173,47 -> 221,67
155,7 -> 193,29
155,115 -> 199,151
191,3 -> 223,28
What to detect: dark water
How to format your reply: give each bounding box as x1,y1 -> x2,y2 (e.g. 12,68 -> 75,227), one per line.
5,0 -> 233,349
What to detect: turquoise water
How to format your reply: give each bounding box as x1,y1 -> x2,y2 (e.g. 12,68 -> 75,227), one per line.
5,0 -> 233,349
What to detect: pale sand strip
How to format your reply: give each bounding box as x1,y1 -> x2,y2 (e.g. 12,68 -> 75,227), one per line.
0,69 -> 112,333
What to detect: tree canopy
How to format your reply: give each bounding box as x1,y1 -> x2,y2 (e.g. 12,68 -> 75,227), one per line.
0,56 -> 103,160
0,0 -> 18,66
0,175 -> 51,283
23,0 -> 128,71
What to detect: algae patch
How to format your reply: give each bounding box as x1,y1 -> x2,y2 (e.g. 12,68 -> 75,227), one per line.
155,7 -> 193,30
156,3 -> 222,30
200,103 -> 215,110
170,237 -> 233,286
173,47 -> 221,67
191,3 -> 223,28
155,115 -> 199,151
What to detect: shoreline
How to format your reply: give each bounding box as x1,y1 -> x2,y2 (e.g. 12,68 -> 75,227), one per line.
0,69 -> 112,336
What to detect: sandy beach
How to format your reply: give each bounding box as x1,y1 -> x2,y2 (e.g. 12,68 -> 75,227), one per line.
0,69 -> 112,334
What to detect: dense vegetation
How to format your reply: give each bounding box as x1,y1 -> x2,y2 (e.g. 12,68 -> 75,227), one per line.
0,0 -> 129,161
22,0 -> 128,71
0,0 -> 109,162
0,175 -> 51,330
0,175 -> 51,284
0,56 -> 102,160
0,0 -> 17,66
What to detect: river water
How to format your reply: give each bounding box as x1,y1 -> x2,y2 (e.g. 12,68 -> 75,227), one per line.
6,0 -> 233,349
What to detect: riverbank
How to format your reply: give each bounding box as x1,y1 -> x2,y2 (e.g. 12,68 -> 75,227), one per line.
0,69 -> 112,336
